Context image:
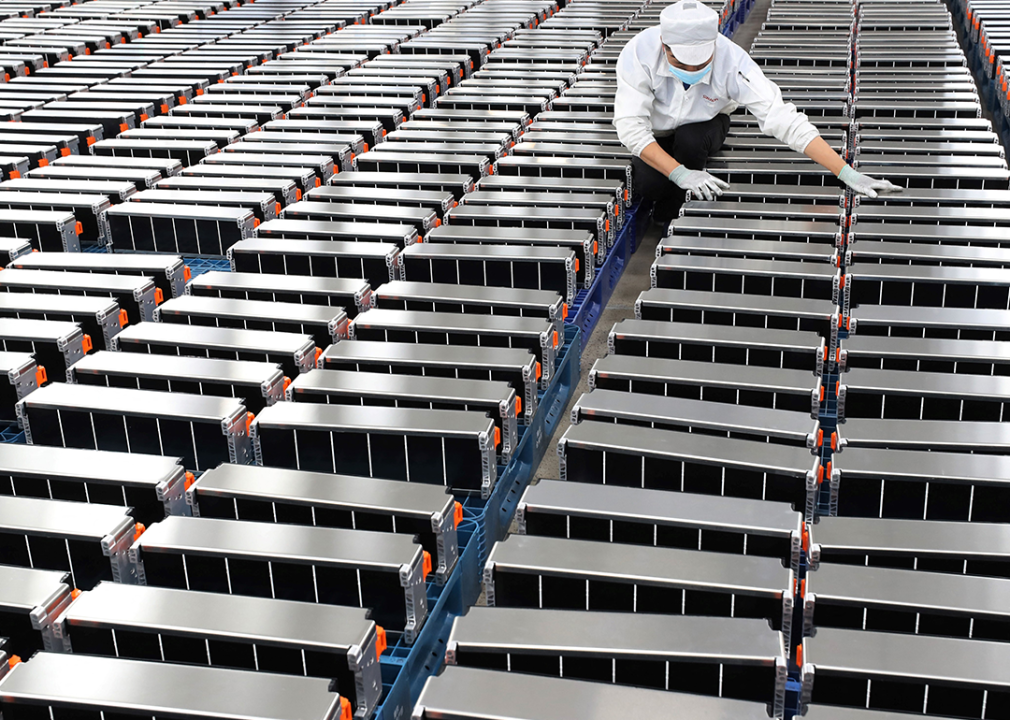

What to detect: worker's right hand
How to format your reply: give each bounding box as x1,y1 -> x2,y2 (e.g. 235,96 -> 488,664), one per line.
668,165 -> 730,201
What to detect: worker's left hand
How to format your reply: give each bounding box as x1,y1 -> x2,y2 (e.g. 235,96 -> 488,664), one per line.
838,165 -> 903,199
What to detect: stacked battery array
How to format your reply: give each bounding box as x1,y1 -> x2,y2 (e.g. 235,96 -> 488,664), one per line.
955,0 -> 1010,148
806,0 -> 1010,717
0,0 -> 667,718
453,2 -> 1010,720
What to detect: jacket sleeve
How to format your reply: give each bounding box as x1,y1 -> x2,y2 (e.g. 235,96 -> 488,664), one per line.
613,44 -> 657,157
729,60 -> 821,153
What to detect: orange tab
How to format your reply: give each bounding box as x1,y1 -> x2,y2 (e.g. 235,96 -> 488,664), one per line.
283,376 -> 291,392
795,644 -> 803,668
801,523 -> 810,552
800,579 -> 806,597
816,429 -> 823,447
133,522 -> 146,541
422,550 -> 432,579
562,302 -> 567,319
7,171 -> 18,179
254,218 -> 260,228
71,588 -> 81,599
339,697 -> 352,720
60,148 -> 71,157
453,501 -> 463,528
119,309 -> 129,327
86,136 -> 97,146
178,96 -> 187,104
552,330 -> 558,349
120,123 -> 129,133
296,189 -> 302,201
574,258 -> 579,272
246,412 -> 254,434
314,347 -> 322,366
139,114 -> 149,122
830,432 -> 837,450
435,218 -> 441,227
593,240 -> 597,256
35,365 -> 46,386
82,334 -> 93,353
535,361 -> 541,380
315,177 -> 321,188
604,218 -> 609,233
154,288 -> 164,305
275,202 -> 282,216
515,395 -> 521,416
819,386 -> 824,402
196,87 -> 204,95
74,221 -> 82,235
375,625 -> 387,657
363,142 -> 369,152
160,104 -> 169,114
494,425 -> 501,448
183,265 -> 192,282
8,655 -> 21,669
184,471 -> 196,490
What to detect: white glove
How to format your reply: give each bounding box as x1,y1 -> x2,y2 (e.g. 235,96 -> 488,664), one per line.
668,165 -> 729,201
838,164 -> 903,198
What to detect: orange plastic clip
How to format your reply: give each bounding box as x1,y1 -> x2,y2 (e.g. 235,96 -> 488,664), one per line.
82,334 -> 93,353
604,218 -> 610,233
795,644 -> 803,667
375,625 -> 387,658
816,429 -> 823,447
71,588 -> 81,599
314,347 -> 323,366
60,148 -> 71,157
553,330 -> 559,349
35,365 -> 46,386
74,221 -> 82,235
422,550 -> 432,579
154,288 -> 164,305
535,361 -> 541,380
8,655 -> 21,669
574,258 -> 579,272
339,696 -> 352,720
184,471 -> 196,490
120,123 -> 129,133
296,189 -> 302,201
515,395 -> 521,416
119,309 -> 129,327
183,265 -> 192,282
196,88 -> 204,95
86,136 -> 97,146
802,523 -> 810,553
7,171 -> 18,179
283,377 -> 291,393
593,240 -> 598,256
275,202 -> 282,216
133,522 -> 146,541
139,114 -> 148,122
254,218 -> 260,228
562,302 -> 568,319
800,579 -> 806,598
435,218 -> 441,227
246,412 -> 254,435
830,432 -> 837,451
178,95 -> 187,104
494,425 -> 501,448
819,385 -> 825,402
454,501 -> 463,528
315,177 -> 321,187
160,104 -> 169,114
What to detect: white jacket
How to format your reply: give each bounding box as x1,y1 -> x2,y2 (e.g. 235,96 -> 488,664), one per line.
613,27 -> 821,158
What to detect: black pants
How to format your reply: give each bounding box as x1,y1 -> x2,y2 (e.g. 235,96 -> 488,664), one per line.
632,114 -> 731,223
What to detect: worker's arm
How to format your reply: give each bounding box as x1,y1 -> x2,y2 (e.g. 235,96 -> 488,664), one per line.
802,135 -> 903,198
614,48 -> 729,201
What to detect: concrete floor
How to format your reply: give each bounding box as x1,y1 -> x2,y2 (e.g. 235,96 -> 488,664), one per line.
532,0 -> 774,480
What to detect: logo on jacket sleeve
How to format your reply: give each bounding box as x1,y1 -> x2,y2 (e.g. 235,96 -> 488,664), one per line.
703,94 -> 719,102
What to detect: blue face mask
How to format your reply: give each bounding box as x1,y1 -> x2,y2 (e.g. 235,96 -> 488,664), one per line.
668,63 -> 712,86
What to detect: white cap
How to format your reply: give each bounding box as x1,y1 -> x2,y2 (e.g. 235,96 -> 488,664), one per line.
660,0 -> 719,66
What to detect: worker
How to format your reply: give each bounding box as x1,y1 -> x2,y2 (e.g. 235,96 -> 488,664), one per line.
614,0 -> 901,226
